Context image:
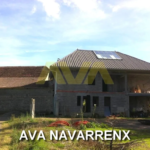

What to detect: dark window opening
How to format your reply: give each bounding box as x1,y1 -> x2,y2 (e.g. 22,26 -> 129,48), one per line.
102,79 -> 108,92
104,97 -> 111,116
83,95 -> 91,112
77,96 -> 81,106
93,96 -> 99,106
88,76 -> 95,85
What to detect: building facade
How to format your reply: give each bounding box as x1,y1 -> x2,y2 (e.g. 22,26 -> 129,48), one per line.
0,50 -> 150,117
51,50 -> 150,117
0,67 -> 53,115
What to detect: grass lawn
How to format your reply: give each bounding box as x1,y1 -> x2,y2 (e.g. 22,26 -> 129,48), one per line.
0,115 -> 150,150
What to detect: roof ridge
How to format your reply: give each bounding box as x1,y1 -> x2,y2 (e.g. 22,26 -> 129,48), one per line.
77,49 -> 115,52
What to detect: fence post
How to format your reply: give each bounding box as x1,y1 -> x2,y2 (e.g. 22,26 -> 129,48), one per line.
30,98 -> 35,118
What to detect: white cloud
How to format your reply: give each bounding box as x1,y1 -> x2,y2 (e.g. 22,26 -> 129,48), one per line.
111,0 -> 150,12
63,0 -> 106,19
31,6 -> 36,14
37,0 -> 60,19
64,0 -> 98,12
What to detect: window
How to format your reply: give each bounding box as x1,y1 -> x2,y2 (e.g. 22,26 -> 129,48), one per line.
88,76 -> 95,85
93,96 -> 99,106
77,96 -> 81,106
104,97 -> 111,107
93,51 -> 122,60
102,79 -> 108,92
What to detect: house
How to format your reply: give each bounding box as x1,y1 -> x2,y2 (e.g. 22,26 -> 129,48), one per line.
0,50 -> 150,117
0,66 -> 53,115
50,49 -> 150,117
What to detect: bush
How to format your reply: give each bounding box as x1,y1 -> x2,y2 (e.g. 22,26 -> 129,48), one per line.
86,122 -> 96,128
79,124 -> 87,130
99,123 -> 109,128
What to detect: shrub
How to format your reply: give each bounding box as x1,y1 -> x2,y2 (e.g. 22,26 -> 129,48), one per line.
86,122 -> 96,128
79,124 -> 87,130
99,123 -> 109,128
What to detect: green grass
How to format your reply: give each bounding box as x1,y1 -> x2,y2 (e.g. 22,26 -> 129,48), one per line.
0,115 -> 150,150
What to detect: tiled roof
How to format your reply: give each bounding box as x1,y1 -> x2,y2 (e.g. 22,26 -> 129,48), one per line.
0,66 -> 44,77
52,49 -> 150,71
0,66 -> 49,88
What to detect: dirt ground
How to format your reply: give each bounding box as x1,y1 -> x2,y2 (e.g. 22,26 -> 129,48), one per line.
109,119 -> 150,130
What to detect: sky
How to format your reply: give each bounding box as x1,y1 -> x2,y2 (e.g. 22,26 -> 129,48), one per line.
0,0 -> 150,66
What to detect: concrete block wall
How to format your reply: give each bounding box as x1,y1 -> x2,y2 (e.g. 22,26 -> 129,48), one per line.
110,95 -> 129,116
0,88 -> 53,114
55,69 -> 103,116
56,70 -> 126,93
56,92 -> 129,117
56,92 -> 105,116
54,69 -> 130,116
108,75 -> 125,92
56,70 -> 102,92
